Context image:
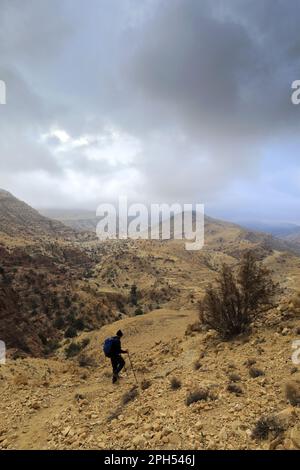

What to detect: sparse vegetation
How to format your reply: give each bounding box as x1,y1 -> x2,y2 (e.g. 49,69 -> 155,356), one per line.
53,316 -> 65,329
245,358 -> 257,367
252,415 -> 284,440
122,386 -> 139,405
170,377 -> 181,390
134,307 -> 144,316
249,367 -> 265,378
228,372 -> 241,382
186,388 -> 209,406
65,338 -> 90,358
130,284 -> 138,306
199,251 -> 276,339
141,379 -> 151,390
227,383 -> 243,396
107,406 -> 123,422
193,360 -> 202,371
64,326 -> 78,339
44,339 -> 60,355
78,353 -> 96,368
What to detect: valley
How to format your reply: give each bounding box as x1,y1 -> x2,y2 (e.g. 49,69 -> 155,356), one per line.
1,190 -> 300,450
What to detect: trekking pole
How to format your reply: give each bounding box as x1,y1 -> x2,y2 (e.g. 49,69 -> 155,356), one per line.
127,352 -> 139,387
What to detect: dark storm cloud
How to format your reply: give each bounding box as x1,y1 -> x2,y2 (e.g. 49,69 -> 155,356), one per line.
0,0 -> 299,217
129,0 -> 300,138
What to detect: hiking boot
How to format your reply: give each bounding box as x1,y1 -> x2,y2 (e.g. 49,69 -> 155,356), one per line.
112,374 -> 118,384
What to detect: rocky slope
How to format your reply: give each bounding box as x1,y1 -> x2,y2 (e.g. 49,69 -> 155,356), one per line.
39,208 -> 99,233
0,189 -> 82,240
1,191 -> 300,356
1,191 -> 300,450
1,304 -> 300,450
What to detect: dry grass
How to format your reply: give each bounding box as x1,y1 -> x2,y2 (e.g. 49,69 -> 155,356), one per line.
170,377 -> 182,390
141,379 -> 151,390
252,415 -> 284,440
249,367 -> 265,378
122,386 -> 139,405
186,388 -> 209,406
227,383 -> 243,396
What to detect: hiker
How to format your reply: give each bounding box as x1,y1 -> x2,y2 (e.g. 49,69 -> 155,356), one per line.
103,330 -> 128,384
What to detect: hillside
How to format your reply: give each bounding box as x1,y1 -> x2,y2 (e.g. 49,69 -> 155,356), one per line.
0,189 -> 89,241
39,209 -> 99,233
1,192 -> 300,450
1,304 -> 300,450
1,191 -> 300,356
239,220 -> 300,250
0,191 -> 124,355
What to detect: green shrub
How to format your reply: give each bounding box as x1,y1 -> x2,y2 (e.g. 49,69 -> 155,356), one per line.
65,342 -> 82,358
64,326 -> 77,338
73,318 -> 85,331
134,307 -> 144,316
65,338 -> 89,358
130,284 -> 138,306
53,316 -> 65,329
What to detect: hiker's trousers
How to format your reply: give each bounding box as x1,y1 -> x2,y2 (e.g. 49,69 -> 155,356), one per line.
111,354 -> 125,375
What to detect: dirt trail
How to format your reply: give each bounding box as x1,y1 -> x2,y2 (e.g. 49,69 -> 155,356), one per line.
1,306 -> 300,450
4,308 -> 196,450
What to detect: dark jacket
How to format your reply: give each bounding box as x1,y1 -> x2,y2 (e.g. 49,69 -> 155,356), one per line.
111,336 -> 126,356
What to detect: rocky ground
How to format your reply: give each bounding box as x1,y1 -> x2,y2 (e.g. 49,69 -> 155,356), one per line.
1,304 -> 300,450
1,191 -> 300,450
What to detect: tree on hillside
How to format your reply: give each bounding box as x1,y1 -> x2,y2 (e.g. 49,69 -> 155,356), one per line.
199,251 -> 276,339
130,284 -> 138,306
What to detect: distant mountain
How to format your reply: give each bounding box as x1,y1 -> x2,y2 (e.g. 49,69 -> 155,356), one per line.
239,220 -> 300,248
40,208 -> 99,233
0,189 -> 80,240
40,205 -> 300,254
239,220 -> 300,236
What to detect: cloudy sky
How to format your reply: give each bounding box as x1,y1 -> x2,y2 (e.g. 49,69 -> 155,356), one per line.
0,0 -> 300,223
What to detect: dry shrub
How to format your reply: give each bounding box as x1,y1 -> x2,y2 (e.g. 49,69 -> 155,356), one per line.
227,383 -> 243,396
122,386 -> 139,405
141,379 -> 151,390
249,367 -> 265,378
228,372 -> 241,382
170,377 -> 182,390
107,406 -> 123,422
78,353 -> 96,368
252,415 -> 284,440
186,388 -> 210,406
199,251 -> 276,339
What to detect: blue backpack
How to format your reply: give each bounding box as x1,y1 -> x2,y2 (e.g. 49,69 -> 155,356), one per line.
103,337 -> 117,358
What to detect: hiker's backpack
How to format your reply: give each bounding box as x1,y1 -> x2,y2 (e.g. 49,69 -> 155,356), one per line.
103,336 -> 117,358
